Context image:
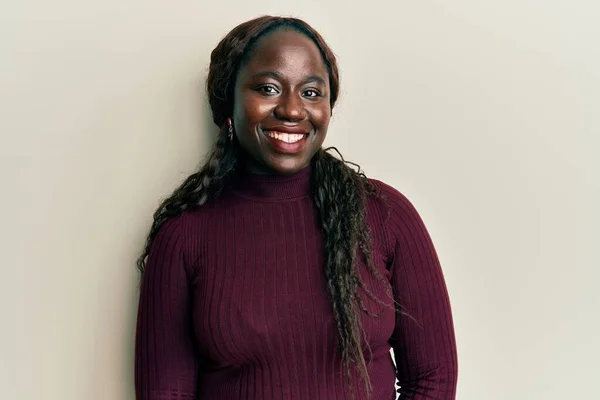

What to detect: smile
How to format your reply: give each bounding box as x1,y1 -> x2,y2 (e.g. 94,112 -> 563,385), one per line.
264,131 -> 307,144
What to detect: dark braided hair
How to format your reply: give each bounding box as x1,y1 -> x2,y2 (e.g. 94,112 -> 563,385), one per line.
137,15 -> 396,399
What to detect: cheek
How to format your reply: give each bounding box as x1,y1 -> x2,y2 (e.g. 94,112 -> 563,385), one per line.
312,105 -> 331,130
238,96 -> 273,127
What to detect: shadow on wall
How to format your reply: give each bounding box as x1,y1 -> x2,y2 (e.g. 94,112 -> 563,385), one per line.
122,85 -> 218,398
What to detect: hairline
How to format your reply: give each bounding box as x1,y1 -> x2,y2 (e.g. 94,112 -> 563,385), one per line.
234,21 -> 335,103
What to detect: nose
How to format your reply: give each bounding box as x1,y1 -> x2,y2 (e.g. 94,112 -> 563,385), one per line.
274,92 -> 307,122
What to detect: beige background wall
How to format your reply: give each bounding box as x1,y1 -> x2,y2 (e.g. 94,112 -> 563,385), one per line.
1,1 -> 598,399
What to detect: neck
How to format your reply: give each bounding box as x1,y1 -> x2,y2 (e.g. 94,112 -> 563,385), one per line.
228,163 -> 313,201
238,153 -> 310,177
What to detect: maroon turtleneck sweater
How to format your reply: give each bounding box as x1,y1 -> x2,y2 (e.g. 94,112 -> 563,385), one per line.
134,165 -> 458,399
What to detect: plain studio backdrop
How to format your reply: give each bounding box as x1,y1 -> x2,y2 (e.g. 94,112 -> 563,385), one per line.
1,1 -> 598,399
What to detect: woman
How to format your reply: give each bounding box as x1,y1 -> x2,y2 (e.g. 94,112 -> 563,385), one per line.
135,15 -> 458,400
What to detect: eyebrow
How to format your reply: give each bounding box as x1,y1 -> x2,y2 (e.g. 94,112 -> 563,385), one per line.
250,71 -> 327,86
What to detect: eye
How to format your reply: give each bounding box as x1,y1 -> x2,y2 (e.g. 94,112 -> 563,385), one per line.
256,84 -> 279,95
303,89 -> 321,98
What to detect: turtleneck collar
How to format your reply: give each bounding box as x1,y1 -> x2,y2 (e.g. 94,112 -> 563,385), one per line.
228,163 -> 312,202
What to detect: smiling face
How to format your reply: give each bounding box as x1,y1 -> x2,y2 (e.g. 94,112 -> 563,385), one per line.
232,29 -> 331,175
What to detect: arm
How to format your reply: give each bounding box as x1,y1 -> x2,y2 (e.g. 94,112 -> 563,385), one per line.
384,186 -> 458,399
135,217 -> 198,400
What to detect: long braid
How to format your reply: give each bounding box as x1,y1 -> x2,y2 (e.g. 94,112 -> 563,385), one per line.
313,148 -> 397,399
136,127 -> 237,272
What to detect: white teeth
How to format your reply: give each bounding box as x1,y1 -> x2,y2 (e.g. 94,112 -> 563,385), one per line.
266,131 -> 305,143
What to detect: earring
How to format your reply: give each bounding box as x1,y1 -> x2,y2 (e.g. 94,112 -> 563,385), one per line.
227,118 -> 234,140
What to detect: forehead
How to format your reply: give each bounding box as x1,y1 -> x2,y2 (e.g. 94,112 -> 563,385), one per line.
240,29 -> 329,80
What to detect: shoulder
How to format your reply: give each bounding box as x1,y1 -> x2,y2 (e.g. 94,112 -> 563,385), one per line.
152,196 -> 232,253
145,210 -> 207,278
365,178 -> 434,244
367,178 -> 422,220
149,213 -> 188,257
157,201 -> 219,237
150,208 -> 206,257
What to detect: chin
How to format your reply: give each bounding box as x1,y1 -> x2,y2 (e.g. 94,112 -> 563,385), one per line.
267,158 -> 309,175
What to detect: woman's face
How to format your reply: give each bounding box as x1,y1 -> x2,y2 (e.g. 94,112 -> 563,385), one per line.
233,29 -> 331,175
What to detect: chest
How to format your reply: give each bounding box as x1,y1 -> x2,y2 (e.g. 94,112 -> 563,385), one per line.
188,201 -> 395,368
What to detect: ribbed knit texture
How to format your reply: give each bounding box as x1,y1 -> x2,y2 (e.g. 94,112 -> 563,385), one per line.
135,164 -> 458,399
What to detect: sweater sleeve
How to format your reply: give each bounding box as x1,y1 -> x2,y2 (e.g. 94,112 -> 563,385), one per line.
377,182 -> 458,399
134,217 -> 198,400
